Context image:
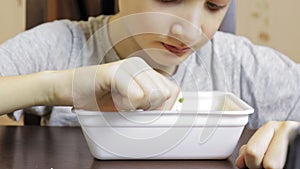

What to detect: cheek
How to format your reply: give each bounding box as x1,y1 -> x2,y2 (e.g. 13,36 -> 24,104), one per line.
199,7 -> 229,39
133,34 -> 161,49
201,19 -> 223,39
202,26 -> 218,40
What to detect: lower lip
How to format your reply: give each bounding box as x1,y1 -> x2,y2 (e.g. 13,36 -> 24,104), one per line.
161,43 -> 191,56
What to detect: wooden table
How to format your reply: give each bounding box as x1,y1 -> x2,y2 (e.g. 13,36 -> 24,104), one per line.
0,126 -> 255,169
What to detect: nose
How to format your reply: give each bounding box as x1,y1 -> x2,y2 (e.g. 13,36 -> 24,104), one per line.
169,6 -> 203,47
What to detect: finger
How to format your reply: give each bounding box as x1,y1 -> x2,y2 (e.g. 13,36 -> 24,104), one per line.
130,72 -> 167,110
262,121 -> 300,169
130,58 -> 180,110
115,57 -> 178,111
131,58 -> 176,103
150,74 -> 180,110
157,88 -> 180,111
113,57 -> 148,98
112,69 -> 144,99
110,92 -> 134,111
111,70 -> 145,111
235,145 -> 247,169
154,70 -> 175,99
152,69 -> 181,110
116,58 -> 170,110
244,122 -> 278,169
134,69 -> 170,109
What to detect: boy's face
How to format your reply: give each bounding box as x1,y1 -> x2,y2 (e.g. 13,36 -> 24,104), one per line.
113,0 -> 230,68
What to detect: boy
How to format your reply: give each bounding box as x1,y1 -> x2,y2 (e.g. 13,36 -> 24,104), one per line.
0,0 -> 299,168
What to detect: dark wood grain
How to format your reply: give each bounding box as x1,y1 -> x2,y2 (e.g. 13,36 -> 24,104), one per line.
26,0 -> 116,30
0,126 -> 254,169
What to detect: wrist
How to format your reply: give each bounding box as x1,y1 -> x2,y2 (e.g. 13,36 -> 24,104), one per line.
37,70 -> 74,106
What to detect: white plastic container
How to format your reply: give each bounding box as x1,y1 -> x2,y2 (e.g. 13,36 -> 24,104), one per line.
75,92 -> 254,160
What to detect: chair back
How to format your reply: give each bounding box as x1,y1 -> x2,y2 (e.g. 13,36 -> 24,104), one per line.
219,0 -> 236,34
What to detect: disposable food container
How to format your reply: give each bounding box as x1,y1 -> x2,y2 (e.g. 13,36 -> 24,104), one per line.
75,92 -> 254,159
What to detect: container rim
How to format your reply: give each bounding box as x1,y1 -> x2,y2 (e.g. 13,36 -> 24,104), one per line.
73,91 -> 254,116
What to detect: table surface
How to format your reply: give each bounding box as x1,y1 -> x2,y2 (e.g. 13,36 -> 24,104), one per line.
0,126 -> 255,169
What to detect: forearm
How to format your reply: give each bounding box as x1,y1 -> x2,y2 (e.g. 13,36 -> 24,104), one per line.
0,63 -> 116,115
0,70 -> 75,115
0,58 -> 179,114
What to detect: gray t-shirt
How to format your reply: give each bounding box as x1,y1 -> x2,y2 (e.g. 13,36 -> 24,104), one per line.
0,15 -> 299,128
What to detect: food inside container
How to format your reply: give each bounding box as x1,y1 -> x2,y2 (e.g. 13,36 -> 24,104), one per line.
75,91 -> 254,160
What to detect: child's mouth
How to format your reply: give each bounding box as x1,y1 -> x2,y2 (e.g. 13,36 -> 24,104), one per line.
161,42 -> 191,56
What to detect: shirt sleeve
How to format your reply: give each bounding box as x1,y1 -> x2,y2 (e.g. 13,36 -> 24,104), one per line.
0,20 -> 85,75
236,36 -> 300,128
0,20 -> 86,121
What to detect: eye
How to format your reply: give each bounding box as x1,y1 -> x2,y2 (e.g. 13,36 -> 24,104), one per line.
206,1 -> 227,11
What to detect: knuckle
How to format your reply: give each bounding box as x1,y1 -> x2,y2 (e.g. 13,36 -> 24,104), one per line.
163,89 -> 171,99
265,121 -> 277,127
280,121 -> 299,130
129,90 -> 145,101
264,121 -> 281,130
169,84 -> 180,96
150,89 -> 164,100
239,144 -> 247,154
244,145 -> 260,159
280,121 -> 290,129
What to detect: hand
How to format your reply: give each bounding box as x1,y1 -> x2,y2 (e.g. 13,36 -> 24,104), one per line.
71,57 -> 179,111
236,121 -> 300,169
0,57 -> 179,114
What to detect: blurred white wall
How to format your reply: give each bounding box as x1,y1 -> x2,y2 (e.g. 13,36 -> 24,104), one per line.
0,0 -> 26,44
236,0 -> 300,63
